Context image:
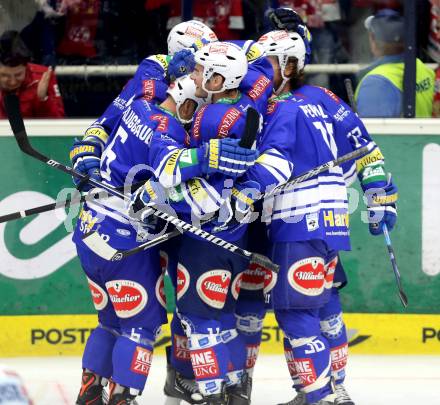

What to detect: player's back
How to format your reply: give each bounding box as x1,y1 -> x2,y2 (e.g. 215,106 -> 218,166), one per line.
100,99 -> 185,189
261,95 -> 350,251
293,84 -> 375,186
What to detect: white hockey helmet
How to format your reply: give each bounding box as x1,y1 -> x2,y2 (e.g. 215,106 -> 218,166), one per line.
194,42 -> 248,94
167,20 -> 218,56
258,30 -> 306,75
167,75 -> 207,124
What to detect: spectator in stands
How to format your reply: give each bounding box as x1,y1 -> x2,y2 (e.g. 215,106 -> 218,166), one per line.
0,31 -> 65,119
355,8 -> 435,117
165,0 -> 245,40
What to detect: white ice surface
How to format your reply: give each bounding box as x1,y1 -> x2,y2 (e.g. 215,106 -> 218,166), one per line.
1,354 -> 440,405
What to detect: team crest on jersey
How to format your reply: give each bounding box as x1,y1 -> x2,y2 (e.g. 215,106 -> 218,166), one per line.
231,273 -> 242,300
130,346 -> 153,376
287,257 -> 326,296
192,105 -> 208,143
177,263 -> 190,300
105,279 -> 148,318
155,272 -> 167,309
196,269 -> 231,309
218,108 -> 241,138
143,79 -> 156,101
248,75 -> 271,101
87,277 -> 108,311
151,114 -> 169,132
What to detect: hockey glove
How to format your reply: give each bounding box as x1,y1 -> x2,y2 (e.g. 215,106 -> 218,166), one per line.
127,179 -> 167,222
212,180 -> 261,234
198,138 -> 259,178
232,180 -> 262,218
268,8 -> 312,63
168,49 -> 196,81
69,139 -> 103,191
363,175 -> 398,236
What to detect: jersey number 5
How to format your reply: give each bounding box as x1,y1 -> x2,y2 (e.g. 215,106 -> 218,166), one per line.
101,126 -> 129,182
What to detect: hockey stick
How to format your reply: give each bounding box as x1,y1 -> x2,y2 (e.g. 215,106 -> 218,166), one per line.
5,96 -> 278,270
382,223 -> 408,308
81,107 -> 261,262
0,192 -> 82,223
344,78 -> 357,114
89,145 -> 369,261
344,78 -> 408,308
0,182 -> 145,224
265,145 -> 369,198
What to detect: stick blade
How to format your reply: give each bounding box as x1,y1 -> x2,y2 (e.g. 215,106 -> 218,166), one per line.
4,94 -> 25,136
4,93 -> 47,160
398,290 -> 409,308
82,231 -> 118,261
250,253 -> 280,274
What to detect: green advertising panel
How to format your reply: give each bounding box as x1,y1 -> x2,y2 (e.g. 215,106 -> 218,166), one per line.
0,133 -> 439,315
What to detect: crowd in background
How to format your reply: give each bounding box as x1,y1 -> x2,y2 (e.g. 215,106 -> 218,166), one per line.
0,0 -> 439,117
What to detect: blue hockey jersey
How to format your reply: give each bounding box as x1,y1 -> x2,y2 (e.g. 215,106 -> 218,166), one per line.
73,99 -> 189,249
243,92 -> 351,251
292,85 -> 384,187
93,55 -> 170,134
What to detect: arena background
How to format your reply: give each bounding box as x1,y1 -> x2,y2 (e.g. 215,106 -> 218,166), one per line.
0,118 -> 439,358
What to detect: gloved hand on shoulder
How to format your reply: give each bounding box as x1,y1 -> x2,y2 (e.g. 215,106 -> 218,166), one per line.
168,49 -> 196,81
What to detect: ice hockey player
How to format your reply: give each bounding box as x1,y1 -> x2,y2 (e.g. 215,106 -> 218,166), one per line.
129,41 -> 270,405
71,73 -> 258,405
160,39 -> 275,405
78,19 -> 218,169
265,8 -> 398,405
228,29 -> 355,405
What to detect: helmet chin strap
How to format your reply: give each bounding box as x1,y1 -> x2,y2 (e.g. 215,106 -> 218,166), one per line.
273,77 -> 289,95
273,55 -> 290,95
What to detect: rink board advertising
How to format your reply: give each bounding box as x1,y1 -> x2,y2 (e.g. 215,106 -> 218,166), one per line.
0,121 -> 440,356
1,313 -> 440,356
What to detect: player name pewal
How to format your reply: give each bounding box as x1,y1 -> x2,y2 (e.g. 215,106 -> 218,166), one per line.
1,313 -> 440,357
